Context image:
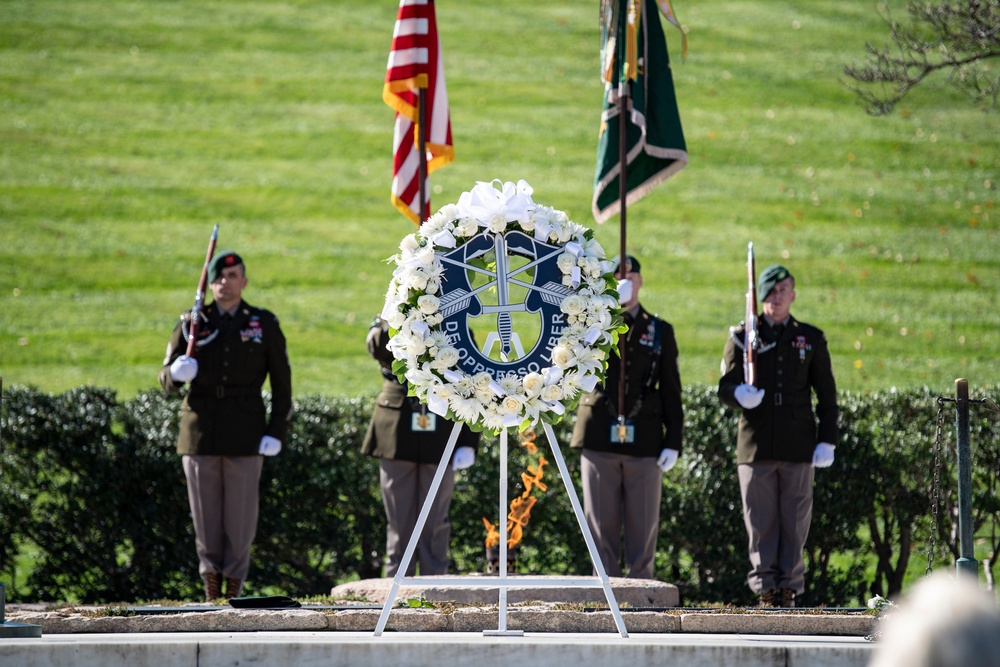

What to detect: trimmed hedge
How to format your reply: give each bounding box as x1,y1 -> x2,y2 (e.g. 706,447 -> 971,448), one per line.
1,384 -> 997,605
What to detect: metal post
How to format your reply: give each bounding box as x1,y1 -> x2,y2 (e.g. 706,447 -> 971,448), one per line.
484,429 -> 523,637
954,378 -> 979,579
0,582 -> 42,638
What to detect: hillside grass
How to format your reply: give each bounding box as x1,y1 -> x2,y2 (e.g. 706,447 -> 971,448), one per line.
1,0 -> 997,399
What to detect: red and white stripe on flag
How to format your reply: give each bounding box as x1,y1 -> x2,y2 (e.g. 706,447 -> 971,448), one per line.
384,0 -> 453,225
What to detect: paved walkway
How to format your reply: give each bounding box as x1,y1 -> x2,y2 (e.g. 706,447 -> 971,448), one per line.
1,630 -> 876,667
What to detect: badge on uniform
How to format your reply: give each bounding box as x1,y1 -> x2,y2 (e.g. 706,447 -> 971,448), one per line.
610,421 -> 635,444
791,336 -> 811,362
411,412 -> 437,432
241,316 -> 264,344
639,322 -> 657,348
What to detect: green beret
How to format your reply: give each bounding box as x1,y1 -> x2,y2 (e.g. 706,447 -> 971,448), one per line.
612,255 -> 641,275
758,264 -> 793,300
208,250 -> 243,282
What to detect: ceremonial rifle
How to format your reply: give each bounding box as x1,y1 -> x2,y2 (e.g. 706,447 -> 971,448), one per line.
185,225 -> 219,357
744,242 -> 758,386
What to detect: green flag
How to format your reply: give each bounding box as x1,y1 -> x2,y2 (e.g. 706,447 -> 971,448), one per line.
593,0 -> 687,224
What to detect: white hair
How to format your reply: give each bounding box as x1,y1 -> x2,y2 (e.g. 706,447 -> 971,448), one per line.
869,572 -> 1000,667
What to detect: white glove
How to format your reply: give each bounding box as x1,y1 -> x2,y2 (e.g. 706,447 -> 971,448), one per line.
169,355 -> 199,383
616,278 -> 633,305
657,448 -> 679,473
812,442 -> 835,468
259,435 -> 282,457
452,446 -> 475,471
734,384 -> 765,409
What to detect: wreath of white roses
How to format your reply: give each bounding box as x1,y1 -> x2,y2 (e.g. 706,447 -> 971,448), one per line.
380,179 -> 626,433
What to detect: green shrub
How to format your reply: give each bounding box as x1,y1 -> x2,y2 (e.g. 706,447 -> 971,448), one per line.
254,394 -> 385,591
1,386 -> 196,602
1,384 -> 997,604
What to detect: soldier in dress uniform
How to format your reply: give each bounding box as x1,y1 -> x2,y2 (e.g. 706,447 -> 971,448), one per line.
159,250 -> 292,602
362,316 -> 480,577
570,256 -> 684,579
718,264 -> 838,608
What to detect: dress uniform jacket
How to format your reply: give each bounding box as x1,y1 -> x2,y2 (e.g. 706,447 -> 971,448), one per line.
571,306 -> 684,457
159,300 -> 292,456
718,315 -> 838,464
362,319 -> 479,462
361,317 -> 479,577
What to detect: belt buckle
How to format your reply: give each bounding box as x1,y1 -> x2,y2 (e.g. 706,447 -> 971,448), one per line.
774,391 -> 783,406
216,385 -> 225,399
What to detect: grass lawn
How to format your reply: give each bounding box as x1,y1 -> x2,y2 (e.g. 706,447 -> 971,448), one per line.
1,0 -> 997,400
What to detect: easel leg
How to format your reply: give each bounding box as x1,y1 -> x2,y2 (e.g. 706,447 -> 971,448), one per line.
541,422 -> 628,638
483,428 -> 523,636
374,421 -> 463,636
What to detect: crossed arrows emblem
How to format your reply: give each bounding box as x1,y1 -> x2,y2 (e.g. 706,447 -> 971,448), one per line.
438,231 -> 571,369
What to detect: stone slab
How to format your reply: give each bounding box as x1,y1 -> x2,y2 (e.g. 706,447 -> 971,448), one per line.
449,608 -> 681,633
330,574 -> 680,606
681,612 -> 875,636
8,608 -> 329,634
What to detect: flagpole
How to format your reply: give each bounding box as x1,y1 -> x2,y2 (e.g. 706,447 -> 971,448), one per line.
614,2 -> 634,427
417,88 -> 429,224
617,80 -> 628,424
618,82 -> 628,270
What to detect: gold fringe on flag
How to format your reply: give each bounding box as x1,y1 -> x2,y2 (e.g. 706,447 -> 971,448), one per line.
656,0 -> 688,61
600,0 -> 620,86
624,0 -> 640,82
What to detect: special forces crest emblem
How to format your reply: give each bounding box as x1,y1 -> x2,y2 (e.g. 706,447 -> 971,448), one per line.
438,229 -> 572,378
382,180 -> 625,433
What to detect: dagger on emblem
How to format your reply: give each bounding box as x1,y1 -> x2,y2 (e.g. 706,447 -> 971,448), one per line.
480,234 -> 526,361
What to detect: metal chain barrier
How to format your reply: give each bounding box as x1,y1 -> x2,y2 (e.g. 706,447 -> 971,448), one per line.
926,397 -> 946,576
927,392 -> 999,577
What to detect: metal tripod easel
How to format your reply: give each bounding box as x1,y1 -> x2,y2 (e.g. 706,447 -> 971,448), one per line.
373,420 -> 628,638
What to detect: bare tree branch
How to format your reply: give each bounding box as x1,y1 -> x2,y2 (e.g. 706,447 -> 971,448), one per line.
843,0 -> 1000,115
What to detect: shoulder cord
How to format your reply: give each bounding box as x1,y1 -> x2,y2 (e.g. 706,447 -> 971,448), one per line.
730,325 -> 777,354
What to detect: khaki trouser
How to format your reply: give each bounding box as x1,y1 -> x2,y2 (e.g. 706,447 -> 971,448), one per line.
380,459 -> 456,576
581,449 -> 662,579
738,461 -> 814,594
182,455 -> 263,581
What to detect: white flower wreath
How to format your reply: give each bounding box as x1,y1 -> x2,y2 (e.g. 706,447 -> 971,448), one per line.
380,179 -> 626,433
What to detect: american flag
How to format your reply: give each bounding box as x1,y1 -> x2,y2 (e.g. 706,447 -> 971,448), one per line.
384,0 -> 453,225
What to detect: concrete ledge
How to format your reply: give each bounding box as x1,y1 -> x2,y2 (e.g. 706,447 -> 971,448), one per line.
7,605 -> 874,636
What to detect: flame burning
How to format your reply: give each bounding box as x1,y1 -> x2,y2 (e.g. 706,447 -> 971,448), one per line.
483,429 -> 549,549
